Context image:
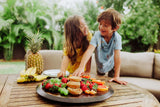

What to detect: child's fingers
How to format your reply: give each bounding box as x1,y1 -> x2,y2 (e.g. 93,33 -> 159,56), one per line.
108,78 -> 114,82
109,78 -> 127,85
121,81 -> 128,85
57,73 -> 61,77
72,71 -> 78,76
116,79 -> 128,85
73,69 -> 82,77
57,71 -> 66,77
77,72 -> 82,77
62,72 -> 66,76
80,72 -> 85,76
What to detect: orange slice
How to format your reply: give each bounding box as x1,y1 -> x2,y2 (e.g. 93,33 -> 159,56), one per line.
97,85 -> 108,92
92,79 -> 105,85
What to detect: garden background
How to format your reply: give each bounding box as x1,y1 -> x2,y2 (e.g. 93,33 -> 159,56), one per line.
0,0 -> 159,73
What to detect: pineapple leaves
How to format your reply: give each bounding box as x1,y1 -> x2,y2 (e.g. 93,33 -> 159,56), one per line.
26,32 -> 43,54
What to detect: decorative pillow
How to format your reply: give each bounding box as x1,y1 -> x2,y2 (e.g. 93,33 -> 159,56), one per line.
91,53 -> 97,74
39,50 -> 63,71
154,54 -> 160,80
120,51 -> 154,78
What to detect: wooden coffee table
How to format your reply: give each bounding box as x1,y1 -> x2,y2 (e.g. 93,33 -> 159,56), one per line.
0,74 -> 159,107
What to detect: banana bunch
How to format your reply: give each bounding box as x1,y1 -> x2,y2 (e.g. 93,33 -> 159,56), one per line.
154,49 -> 160,54
17,67 -> 48,83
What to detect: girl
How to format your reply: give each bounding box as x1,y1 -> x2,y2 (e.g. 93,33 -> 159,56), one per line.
57,15 -> 92,77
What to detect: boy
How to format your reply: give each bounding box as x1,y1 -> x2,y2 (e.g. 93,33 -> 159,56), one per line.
73,8 -> 127,85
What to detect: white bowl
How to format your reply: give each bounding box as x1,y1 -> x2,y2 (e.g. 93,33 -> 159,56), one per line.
42,69 -> 70,77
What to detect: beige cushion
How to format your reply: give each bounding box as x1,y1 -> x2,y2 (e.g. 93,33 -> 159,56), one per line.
39,50 -> 97,73
91,53 -> 97,74
120,52 -> 154,78
154,54 -> 160,80
39,50 -> 63,71
121,77 -> 160,101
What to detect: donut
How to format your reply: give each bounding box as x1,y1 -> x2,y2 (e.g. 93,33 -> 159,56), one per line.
69,76 -> 82,82
68,87 -> 82,95
67,81 -> 80,88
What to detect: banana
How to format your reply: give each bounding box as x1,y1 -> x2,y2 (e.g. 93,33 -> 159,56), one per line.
20,69 -> 26,77
35,75 -> 48,81
26,67 -> 34,75
17,77 -> 27,83
17,67 -> 47,83
29,67 -> 37,75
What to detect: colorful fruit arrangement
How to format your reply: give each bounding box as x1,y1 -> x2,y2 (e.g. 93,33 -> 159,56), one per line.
17,67 -> 48,83
42,75 -> 109,96
42,77 -> 69,96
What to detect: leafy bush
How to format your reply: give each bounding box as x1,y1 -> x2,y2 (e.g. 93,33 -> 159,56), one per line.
0,0 -> 73,60
119,0 -> 160,52
80,0 -> 100,34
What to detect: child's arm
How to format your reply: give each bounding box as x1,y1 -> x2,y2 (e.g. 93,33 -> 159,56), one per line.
57,55 -> 70,77
84,57 -> 92,74
73,44 -> 95,76
109,50 -> 127,85
114,50 -> 121,78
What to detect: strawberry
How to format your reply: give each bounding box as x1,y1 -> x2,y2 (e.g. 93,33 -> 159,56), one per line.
80,81 -> 85,87
86,80 -> 90,85
81,85 -> 89,91
59,83 -> 67,88
59,83 -> 62,87
61,77 -> 68,83
80,81 -> 84,84
54,83 -> 59,87
45,83 -> 52,89
92,82 -> 96,85
89,84 -> 93,90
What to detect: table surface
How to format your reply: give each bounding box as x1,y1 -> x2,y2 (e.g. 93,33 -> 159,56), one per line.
0,74 -> 159,107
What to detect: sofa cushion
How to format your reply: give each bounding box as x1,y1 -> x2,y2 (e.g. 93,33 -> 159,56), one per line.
39,50 -> 63,71
121,77 -> 160,101
91,53 -> 97,74
154,54 -> 160,80
120,52 -> 154,78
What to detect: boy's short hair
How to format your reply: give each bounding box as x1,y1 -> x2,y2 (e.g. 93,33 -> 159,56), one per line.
97,8 -> 122,29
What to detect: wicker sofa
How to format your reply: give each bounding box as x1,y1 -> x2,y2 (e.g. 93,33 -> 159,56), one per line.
35,50 -> 160,101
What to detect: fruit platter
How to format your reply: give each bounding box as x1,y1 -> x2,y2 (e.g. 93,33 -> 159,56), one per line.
36,75 -> 114,103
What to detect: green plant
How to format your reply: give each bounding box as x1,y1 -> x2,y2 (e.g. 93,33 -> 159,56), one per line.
80,0 -> 100,34
97,0 -> 133,14
0,0 -> 16,60
0,19 -> 14,60
0,0 -> 33,60
119,0 -> 160,52
0,0 -> 69,61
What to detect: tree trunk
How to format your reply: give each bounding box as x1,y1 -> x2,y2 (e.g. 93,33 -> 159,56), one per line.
153,35 -> 160,50
156,35 -> 160,49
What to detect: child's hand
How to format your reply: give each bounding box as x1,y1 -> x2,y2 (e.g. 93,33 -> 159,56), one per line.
72,68 -> 84,77
57,71 -> 66,77
109,77 -> 127,85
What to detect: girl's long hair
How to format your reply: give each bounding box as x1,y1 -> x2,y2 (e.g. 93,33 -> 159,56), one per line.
64,15 -> 89,65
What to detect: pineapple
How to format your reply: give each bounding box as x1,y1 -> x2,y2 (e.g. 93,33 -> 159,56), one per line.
26,32 -> 44,75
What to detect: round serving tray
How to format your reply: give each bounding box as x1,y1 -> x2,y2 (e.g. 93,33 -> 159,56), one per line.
36,84 -> 114,103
